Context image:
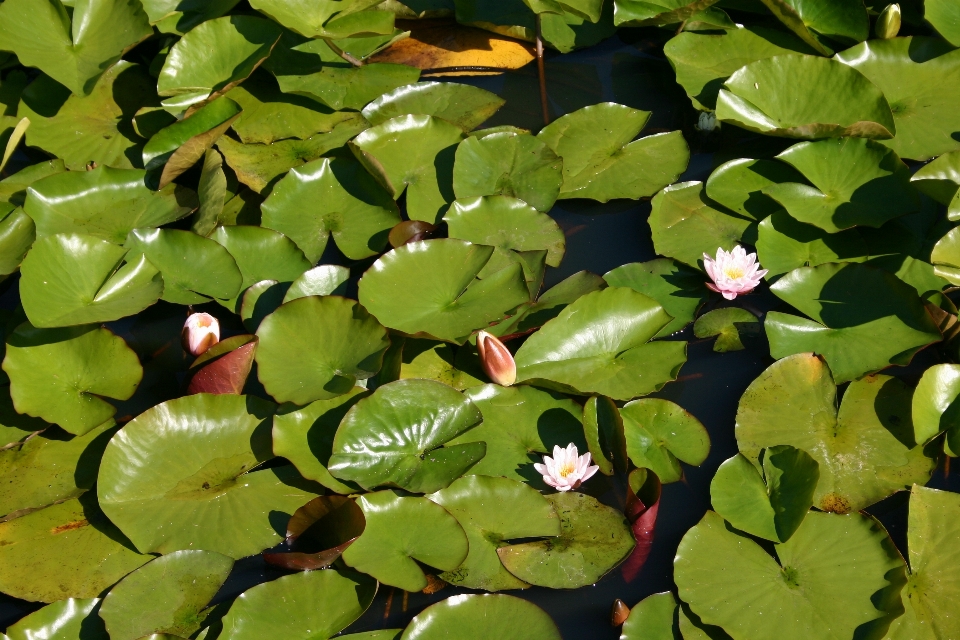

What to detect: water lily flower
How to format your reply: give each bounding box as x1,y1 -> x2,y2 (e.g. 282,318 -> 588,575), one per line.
182,313 -> 220,356
703,246 -> 767,300
477,330 -> 516,386
534,444 -> 599,492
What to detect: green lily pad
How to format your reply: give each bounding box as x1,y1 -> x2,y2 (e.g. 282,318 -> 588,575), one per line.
704,158 -> 805,222
358,239 -> 530,343
674,510 -> 904,640
612,0 -> 722,27
341,489 -> 469,591
604,259 -> 708,337
3,598 -> 107,640
583,395 -> 626,476
736,353 -> 937,513
911,364 -> 960,454
444,196 -> 565,267
192,150 -> 228,236
451,132 -> 562,211
514,286 -> 687,400
487,270 -> 607,338
429,475 -> 561,591
219,569 -> 377,640
240,280 -> 290,332
620,398 -> 710,483
4,323 -> 142,436
757,0 -> 867,55
255,296 -> 390,404
400,594 -> 562,640
328,379 -> 485,493
283,265 -> 351,302
158,16 -> 283,110
261,155 -> 400,262
0,205 -> 34,276
141,0 -> 241,34
498,491 -> 635,589
97,394 -> 323,558
715,54 -> 896,139
342,632 -> 403,640
398,339 -> 483,390
0,0 -> 152,95
351,114 -> 464,223
836,37 -> 960,162
710,446 -> 819,543
693,307 -> 759,352
0,385 -> 47,447
648,182 -> 753,269
0,159 -> 66,207
537,103 -> 690,201
755,212 -> 869,278
765,263 -> 942,383
99,550 -> 234,640
362,82 -> 505,131
17,62 -> 156,170
447,384 -> 587,485
910,149 -> 960,205
19,233 -> 163,328
24,166 -> 197,244
664,25 -> 816,111
931,227 -> 960,286
249,0 -> 393,39
620,592 -> 679,640
0,493 -> 150,602
925,0 -> 960,46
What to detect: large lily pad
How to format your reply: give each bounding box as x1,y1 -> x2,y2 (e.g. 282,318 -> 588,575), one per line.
261,155 -> 400,262
0,205 -> 34,277
248,0 -> 393,39
255,296 -> 390,404
705,158 -> 804,222
537,103 -> 689,201
0,0 -> 152,95
715,54 -> 896,139
765,263 -> 942,383
911,364 -> 960,455
283,264 -> 350,301
400,594 -> 562,640
498,491 -> 635,589
97,394 -> 323,558
99,550 -> 234,640
3,598 -> 107,640
613,0 -> 722,27
358,239 -> 530,343
429,475 -> 561,591
4,323 -> 141,435
0,159 -> 66,207
755,212 -> 868,278
514,286 -> 687,400
736,353 -> 936,513
931,227 -> 960,287
141,0 -> 242,34
603,259 -> 707,337
674,510 -> 904,640
341,489 -> 468,591
328,379 -> 485,493
398,339 -> 483,390
362,82 -> 505,131
757,0 -> 867,55
621,398 -> 709,483
925,0 -> 960,47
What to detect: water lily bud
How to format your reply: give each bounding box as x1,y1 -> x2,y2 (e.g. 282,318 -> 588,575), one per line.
696,111 -> 718,133
611,599 -> 631,626
182,313 -> 220,357
476,330 -> 516,386
876,4 -> 901,39
703,245 -> 768,300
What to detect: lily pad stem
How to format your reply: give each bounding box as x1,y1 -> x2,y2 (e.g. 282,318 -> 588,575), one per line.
536,14 -> 550,126
324,38 -> 364,67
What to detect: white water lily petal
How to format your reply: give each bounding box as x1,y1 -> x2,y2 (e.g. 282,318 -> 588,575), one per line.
703,245 -> 767,300
536,443 -> 600,492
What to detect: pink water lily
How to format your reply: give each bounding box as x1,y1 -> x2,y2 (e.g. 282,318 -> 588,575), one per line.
703,246 -> 767,300
182,313 -> 220,357
534,444 -> 599,491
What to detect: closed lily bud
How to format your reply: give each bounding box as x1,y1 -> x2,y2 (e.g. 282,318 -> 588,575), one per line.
611,599 -> 631,626
182,313 -> 220,356
876,4 -> 900,39
476,330 -> 516,386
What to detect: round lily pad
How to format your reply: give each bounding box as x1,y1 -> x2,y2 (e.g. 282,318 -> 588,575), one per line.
328,379 -> 485,493
399,339 -> 484,390
759,0 -> 867,55
3,598 -> 107,640
911,364 -> 960,455
620,398 -> 710,483
693,307 -> 759,352
255,295 -> 390,405
361,82 -> 505,131
3,323 -> 142,435
603,259 -> 708,337
400,594 -> 562,640
97,394 -> 323,558
283,265 -> 351,302
925,0 -> 960,46
620,592 -> 678,640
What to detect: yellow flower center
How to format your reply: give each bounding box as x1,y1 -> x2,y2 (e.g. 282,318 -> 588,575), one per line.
557,462 -> 576,477
723,266 -> 745,279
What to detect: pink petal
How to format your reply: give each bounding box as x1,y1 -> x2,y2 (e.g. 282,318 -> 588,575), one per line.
722,290 -> 739,300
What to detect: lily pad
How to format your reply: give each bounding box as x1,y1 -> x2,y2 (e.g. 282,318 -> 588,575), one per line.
735,353 -> 937,513
582,395 -> 626,476
444,196 -> 565,266
0,206 -> 34,276
603,259 -> 708,337
185,335 -> 258,396
3,598 -> 107,640
141,0 -> 242,34
97,394 -> 323,558
498,491 -> 635,589
537,103 -> 690,201
19,233 -> 163,328
674,510 -> 904,640
755,212 -> 869,278
620,398 -> 710,483
612,0 -> 722,27
911,364 -> 960,454
910,149 -> 960,205
620,592 -> 679,640
704,158 -> 805,222
0,385 -> 47,448
931,227 -> 960,286
24,166 -> 197,244
514,286 -> 687,400
0,159 -> 66,207
4,323 -> 142,435
261,155 -> 400,262
99,550 -> 234,640
488,270 -> 607,338
362,82 -> 505,130
341,489 -> 468,591
0,0 -> 152,95
715,54 -> 896,140
925,0 -> 960,47
765,263 -> 942,383
757,0 -> 867,55
283,265 -> 351,301
400,594 -> 562,640
358,239 -> 530,343
398,339 -> 483,390
693,307 -> 759,352
255,296 -> 390,404
328,379 -> 485,493
429,475 -> 561,591
219,569 -> 377,640
248,0 -> 393,39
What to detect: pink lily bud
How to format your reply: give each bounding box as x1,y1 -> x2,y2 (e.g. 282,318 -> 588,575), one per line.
182,313 -> 220,356
477,330 -> 516,386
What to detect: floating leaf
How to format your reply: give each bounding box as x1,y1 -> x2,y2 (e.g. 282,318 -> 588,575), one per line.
488,270 -> 607,338
537,103 -> 689,201
328,379 -> 485,493
604,259 -> 707,337
620,398 -> 709,483
193,150 -> 228,236
924,0 -> 960,47
931,227 -> 960,287
704,158 -> 804,221
283,265 -> 351,302
612,0 -> 722,27
0,205 -> 34,277
398,339 -> 483,390
582,395 -> 626,476
248,0 -> 394,39
263,494 -> 366,570
693,307 -> 759,352
255,296 -> 390,404
362,82 -> 505,130
3,598 -> 107,640
141,0 -> 242,34
755,212 -> 868,278
0,386 -> 46,448
498,491 -> 635,589
445,196 -> 565,266
736,353 -> 936,513
399,594 -> 562,640
620,592 -> 678,640
911,364 -> 960,454
757,0 -> 868,55
0,159 -> 66,207
98,394 -> 322,558
185,335 -> 258,396
341,489 -> 468,591
910,149 -> 960,205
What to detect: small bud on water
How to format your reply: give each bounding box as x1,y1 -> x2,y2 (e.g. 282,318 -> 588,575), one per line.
182,313 -> 220,357
611,599 -> 631,626
876,4 -> 901,39
476,330 -> 517,386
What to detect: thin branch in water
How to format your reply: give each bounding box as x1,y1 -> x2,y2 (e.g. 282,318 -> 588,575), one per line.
536,14 -> 550,126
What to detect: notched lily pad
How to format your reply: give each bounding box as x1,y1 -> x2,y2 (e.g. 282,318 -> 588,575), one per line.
693,307 -> 759,352
361,82 -> 505,130
604,259 -> 708,337
620,398 -> 710,483
399,594 -> 562,640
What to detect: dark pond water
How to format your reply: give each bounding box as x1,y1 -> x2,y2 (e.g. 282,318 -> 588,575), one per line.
2,28 -> 959,639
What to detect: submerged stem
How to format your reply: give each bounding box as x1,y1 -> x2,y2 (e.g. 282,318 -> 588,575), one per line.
536,14 -> 550,126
